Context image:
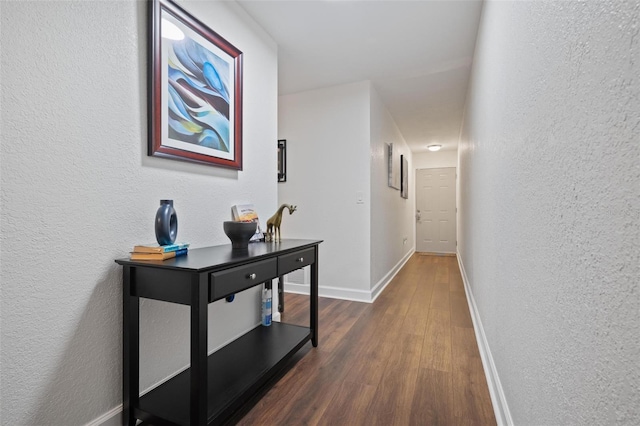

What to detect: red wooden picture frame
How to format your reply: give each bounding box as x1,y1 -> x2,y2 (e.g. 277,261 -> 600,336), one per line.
148,0 -> 243,169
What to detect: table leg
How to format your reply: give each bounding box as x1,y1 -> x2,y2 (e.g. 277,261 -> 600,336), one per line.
277,276 -> 284,313
123,266 -> 139,426
311,250 -> 319,347
190,273 -> 208,425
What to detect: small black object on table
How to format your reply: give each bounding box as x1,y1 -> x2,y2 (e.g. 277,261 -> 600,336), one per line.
116,239 -> 321,426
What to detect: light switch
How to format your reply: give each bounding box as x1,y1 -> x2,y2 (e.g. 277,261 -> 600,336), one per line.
356,191 -> 364,204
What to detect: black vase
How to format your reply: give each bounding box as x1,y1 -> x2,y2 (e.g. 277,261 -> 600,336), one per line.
155,200 -> 178,245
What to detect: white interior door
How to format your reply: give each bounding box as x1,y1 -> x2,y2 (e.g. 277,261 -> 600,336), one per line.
416,167 -> 456,253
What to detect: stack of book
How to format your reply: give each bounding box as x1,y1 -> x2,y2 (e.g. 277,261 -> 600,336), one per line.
130,242 -> 189,261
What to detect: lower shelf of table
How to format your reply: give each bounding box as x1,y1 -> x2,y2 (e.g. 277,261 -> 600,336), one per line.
135,322 -> 312,426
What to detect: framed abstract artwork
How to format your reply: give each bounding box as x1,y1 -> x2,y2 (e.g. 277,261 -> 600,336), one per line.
400,154 -> 409,199
148,0 -> 243,169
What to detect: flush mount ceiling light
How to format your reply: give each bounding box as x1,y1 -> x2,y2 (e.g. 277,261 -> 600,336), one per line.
427,144 -> 442,152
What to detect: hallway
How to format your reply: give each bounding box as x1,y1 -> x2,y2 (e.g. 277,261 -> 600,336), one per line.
238,254 -> 496,425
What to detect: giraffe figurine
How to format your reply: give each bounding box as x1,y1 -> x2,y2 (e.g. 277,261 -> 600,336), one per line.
266,204 -> 297,242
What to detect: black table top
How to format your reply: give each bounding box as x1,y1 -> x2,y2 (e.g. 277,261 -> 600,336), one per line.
115,239 -> 322,272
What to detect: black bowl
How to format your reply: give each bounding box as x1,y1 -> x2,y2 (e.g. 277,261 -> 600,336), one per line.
223,221 -> 257,249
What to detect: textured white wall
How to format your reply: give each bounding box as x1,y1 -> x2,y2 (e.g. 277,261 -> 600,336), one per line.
278,82 -> 372,297
458,1 -> 639,424
369,86 -> 414,290
0,0 -> 278,424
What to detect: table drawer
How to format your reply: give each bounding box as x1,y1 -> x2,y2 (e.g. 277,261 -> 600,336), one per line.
279,247 -> 315,275
210,258 -> 277,302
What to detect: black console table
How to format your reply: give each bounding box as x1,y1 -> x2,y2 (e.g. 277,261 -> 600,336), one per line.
115,239 -> 321,426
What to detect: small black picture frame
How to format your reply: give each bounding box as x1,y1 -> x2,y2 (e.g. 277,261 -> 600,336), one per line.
278,139 -> 287,182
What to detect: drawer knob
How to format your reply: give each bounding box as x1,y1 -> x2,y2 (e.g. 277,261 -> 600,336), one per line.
248,273 -> 256,280
297,257 -> 304,262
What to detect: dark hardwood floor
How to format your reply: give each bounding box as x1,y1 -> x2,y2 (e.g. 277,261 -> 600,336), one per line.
237,254 -> 496,426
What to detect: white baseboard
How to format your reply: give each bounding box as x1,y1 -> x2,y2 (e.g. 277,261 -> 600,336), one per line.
370,248 -> 414,302
457,251 -> 513,426
284,282 -> 372,303
85,405 -> 122,426
285,248 -> 415,304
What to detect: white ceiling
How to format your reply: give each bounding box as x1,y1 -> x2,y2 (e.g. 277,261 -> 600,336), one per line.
237,0 -> 483,153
